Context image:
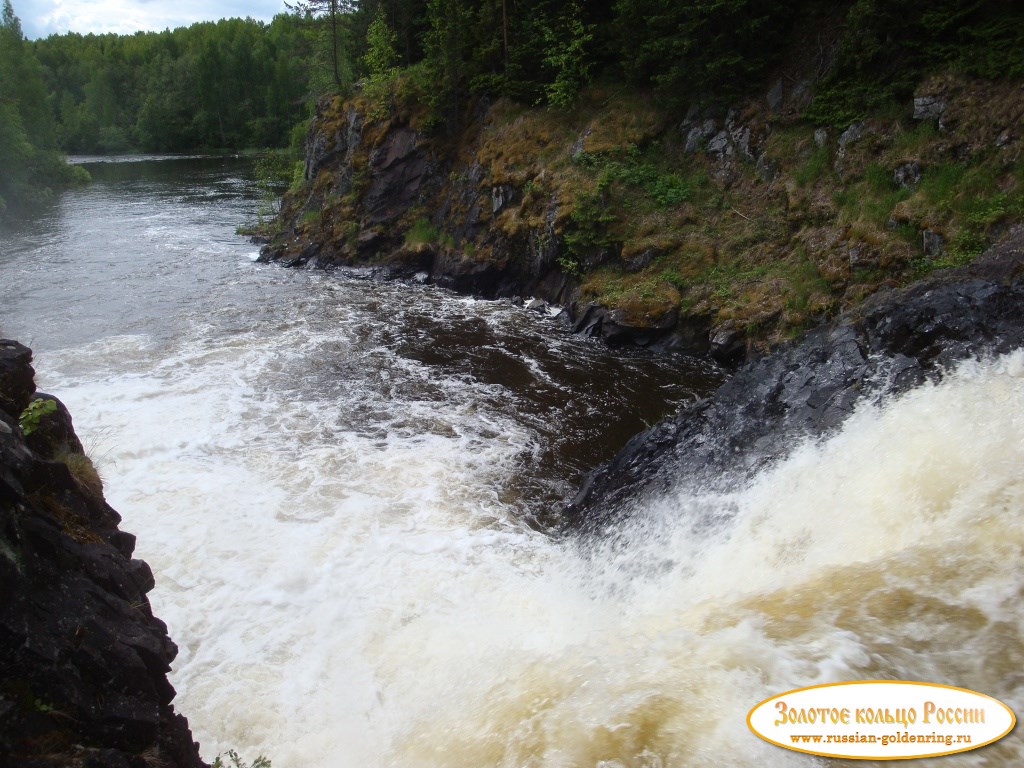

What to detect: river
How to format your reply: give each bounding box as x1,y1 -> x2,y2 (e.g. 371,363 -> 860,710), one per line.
0,156 -> 1021,767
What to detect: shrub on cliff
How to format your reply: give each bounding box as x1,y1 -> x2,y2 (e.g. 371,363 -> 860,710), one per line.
212,750 -> 272,768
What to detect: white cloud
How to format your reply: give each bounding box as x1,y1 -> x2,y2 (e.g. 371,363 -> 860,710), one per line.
15,0 -> 289,39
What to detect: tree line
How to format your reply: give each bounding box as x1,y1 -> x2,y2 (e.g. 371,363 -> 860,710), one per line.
3,0 -> 1022,218
24,0 -> 1024,155
31,15 -> 314,154
1,0 -> 87,219
387,0 -> 1024,125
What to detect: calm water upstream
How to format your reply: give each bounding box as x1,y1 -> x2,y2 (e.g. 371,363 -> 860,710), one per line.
0,157 -> 1021,767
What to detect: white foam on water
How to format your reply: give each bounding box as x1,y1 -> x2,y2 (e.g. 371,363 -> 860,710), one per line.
39,324 -> 1024,767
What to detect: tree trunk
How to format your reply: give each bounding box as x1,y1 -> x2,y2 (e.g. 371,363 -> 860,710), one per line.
502,0 -> 509,68
330,0 -> 341,86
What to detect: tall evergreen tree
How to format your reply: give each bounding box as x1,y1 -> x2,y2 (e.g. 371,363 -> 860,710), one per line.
422,0 -> 473,125
286,0 -> 357,87
542,1 -> 593,108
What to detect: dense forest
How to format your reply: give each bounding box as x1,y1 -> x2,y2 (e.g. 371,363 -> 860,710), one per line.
0,0 -> 87,218
294,0 -> 1024,128
2,0 -> 1022,218
32,15 -> 314,154
22,0 -> 1024,153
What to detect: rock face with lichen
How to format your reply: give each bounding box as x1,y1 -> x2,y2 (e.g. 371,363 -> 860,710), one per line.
0,340 -> 206,768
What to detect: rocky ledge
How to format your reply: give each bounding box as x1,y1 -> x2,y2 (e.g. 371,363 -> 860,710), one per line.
0,341 -> 205,767
565,229 -> 1024,532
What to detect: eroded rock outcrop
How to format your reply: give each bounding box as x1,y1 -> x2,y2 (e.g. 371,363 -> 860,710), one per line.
566,229 -> 1024,531
0,340 -> 206,768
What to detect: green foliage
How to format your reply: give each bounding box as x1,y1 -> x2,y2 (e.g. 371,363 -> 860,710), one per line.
287,0 -> 359,88
384,0 -> 1024,121
612,0 -> 802,107
32,698 -> 54,714
542,2 -> 593,109
363,5 -> 399,81
556,254 -> 582,275
862,163 -> 910,224
894,120 -> 938,153
793,145 -> 832,187
212,750 -> 271,768
950,189 -> 1024,261
574,147 -> 703,209
831,162 -> 912,228
31,13 -> 319,154
242,152 -> 297,233
19,399 -> 57,436
565,180 -> 618,256
703,261 -> 773,297
405,216 -> 440,245
913,162 -> 1024,263
807,0 -> 1024,126
918,163 -> 966,205
646,173 -> 693,207
661,268 -> 687,291
783,257 -> 830,313
288,119 -> 310,159
290,160 -> 306,192
421,0 -> 475,127
361,7 -> 402,116
2,1 -> 54,150
10,0 -> 1024,167
413,0 -> 603,126
0,2 -> 88,218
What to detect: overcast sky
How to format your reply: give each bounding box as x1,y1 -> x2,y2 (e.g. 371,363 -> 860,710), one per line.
14,0 -> 290,39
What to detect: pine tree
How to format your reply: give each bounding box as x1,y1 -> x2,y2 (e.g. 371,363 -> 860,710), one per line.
543,1 -> 593,109
286,0 -> 357,87
422,0 -> 473,126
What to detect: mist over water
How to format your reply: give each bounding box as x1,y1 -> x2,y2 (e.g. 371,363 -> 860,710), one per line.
1,158 -> 1021,767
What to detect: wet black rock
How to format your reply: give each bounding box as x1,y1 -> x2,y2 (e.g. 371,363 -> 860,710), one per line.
0,341 -> 34,422
566,230 -> 1024,532
571,303 -> 702,350
0,340 -> 206,768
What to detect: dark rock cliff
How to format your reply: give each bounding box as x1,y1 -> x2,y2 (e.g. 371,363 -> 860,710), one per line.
0,341 -> 206,768
260,95 -> 594,337
566,229 -> 1024,531
258,92 -> 736,354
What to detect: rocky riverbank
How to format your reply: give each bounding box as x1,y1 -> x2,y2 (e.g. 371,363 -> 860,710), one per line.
259,69 -> 1024,362
0,341 -> 205,768
565,228 -> 1024,532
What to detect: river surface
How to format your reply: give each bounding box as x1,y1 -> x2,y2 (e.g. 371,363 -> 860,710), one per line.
1,157 -> 1021,767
